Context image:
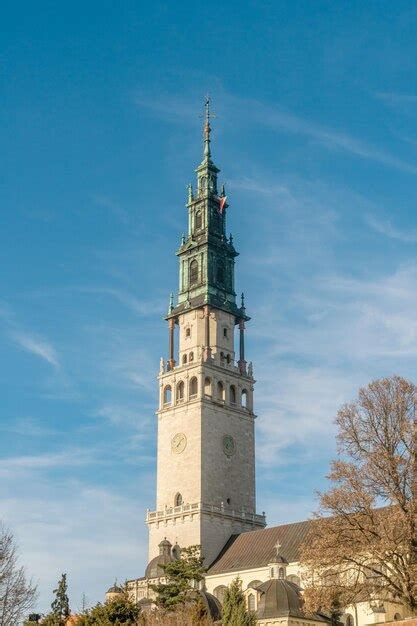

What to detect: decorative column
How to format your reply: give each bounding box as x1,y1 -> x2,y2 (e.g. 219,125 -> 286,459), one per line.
238,318 -> 247,375
168,318 -> 176,370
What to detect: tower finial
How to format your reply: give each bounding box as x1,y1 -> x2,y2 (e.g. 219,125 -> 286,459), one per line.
168,292 -> 174,314
202,95 -> 216,161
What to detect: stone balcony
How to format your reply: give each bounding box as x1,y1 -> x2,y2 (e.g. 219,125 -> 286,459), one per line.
146,501 -> 266,527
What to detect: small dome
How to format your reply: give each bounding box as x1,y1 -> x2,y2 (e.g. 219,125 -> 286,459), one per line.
190,590 -> 222,622
256,579 -> 330,621
106,584 -> 123,594
145,552 -> 175,579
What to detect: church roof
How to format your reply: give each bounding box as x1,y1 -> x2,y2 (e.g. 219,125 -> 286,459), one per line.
207,519 -> 314,574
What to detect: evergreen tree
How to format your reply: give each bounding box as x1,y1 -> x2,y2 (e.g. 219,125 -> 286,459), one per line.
222,578 -> 257,626
76,593 -> 140,625
50,573 -> 70,623
150,545 -> 206,609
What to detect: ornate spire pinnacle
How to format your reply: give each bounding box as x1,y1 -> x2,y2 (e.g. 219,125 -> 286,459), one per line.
202,96 -> 216,161
168,292 -> 174,314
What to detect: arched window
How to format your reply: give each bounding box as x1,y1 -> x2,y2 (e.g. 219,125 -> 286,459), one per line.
176,381 -> 184,403
216,262 -> 225,285
195,210 -> 202,230
204,377 -> 212,397
182,354 -> 187,365
175,493 -> 183,507
247,580 -> 262,590
185,327 -> 191,338
189,351 -> 194,362
241,389 -> 248,409
217,381 -> 225,401
189,377 -> 198,399
279,567 -> 285,579
230,385 -> 236,404
346,615 -> 354,626
226,353 -> 231,364
189,260 -> 198,286
163,386 -> 172,406
394,615 -> 402,622
213,586 -> 227,604
247,593 -> 255,612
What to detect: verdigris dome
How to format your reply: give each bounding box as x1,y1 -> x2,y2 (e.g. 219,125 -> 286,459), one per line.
256,579 -> 329,621
145,538 -> 175,579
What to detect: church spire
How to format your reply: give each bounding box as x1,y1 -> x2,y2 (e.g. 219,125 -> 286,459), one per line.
203,96 -> 214,161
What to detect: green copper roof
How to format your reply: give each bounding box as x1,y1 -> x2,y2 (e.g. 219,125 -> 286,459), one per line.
168,99 -> 247,321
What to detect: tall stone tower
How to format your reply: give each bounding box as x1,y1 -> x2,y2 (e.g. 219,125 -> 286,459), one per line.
146,100 -> 266,568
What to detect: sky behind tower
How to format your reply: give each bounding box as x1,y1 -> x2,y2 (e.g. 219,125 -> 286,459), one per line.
1,0 -> 417,613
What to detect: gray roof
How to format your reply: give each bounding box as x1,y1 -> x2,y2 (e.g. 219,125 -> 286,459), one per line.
207,519 -> 314,574
255,579 -> 330,622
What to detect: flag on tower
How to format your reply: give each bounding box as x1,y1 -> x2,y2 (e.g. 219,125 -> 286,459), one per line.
218,195 -> 227,214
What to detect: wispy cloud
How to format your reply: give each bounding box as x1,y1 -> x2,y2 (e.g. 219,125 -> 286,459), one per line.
366,213 -> 417,243
11,332 -> 60,368
76,286 -> 163,317
136,88 -> 417,174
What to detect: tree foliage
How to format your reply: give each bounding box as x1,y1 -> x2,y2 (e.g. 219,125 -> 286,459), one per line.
150,546 -> 206,609
0,524 -> 37,626
222,578 -> 256,626
300,376 -> 417,613
76,591 -> 140,625
51,573 -> 70,622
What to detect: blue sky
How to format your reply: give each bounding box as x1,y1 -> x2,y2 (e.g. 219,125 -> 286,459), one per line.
2,0 -> 417,614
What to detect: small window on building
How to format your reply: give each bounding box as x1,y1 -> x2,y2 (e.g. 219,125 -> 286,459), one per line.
223,327 -> 228,338
226,497 -> 231,505
247,593 -> 255,612
175,493 -> 183,507
176,381 -> 184,403
163,386 -> 172,406
189,260 -> 198,286
189,351 -> 194,362
217,262 -> 225,285
204,377 -> 212,397
182,354 -> 187,365
213,586 -> 227,605
230,385 -> 236,404
394,615 -> 402,622
195,210 -> 202,230
346,615 -> 354,626
189,377 -> 198,399
217,381 -> 225,401
241,389 -> 248,409
278,567 -> 285,579
185,327 -> 191,338
226,353 -> 231,364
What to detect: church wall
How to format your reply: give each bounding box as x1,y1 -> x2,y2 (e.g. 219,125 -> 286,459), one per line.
155,387 -> 203,510
201,403 -> 256,512
201,514 -> 262,569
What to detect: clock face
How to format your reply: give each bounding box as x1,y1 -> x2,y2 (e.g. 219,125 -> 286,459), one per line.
223,435 -> 236,457
171,432 -> 187,454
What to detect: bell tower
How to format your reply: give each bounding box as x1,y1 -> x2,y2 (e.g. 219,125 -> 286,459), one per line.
146,99 -> 266,568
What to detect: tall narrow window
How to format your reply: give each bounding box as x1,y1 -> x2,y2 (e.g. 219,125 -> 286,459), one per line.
182,354 -> 187,365
163,386 -> 172,406
175,493 -> 183,507
230,385 -> 236,404
216,262 -> 225,285
190,260 -> 198,286
204,377 -> 212,397
176,381 -> 184,403
241,389 -> 248,409
248,593 -> 255,611
195,210 -> 202,230
189,377 -> 198,399
217,381 -> 225,401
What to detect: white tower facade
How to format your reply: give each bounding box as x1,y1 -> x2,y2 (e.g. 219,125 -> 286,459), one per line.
146,101 -> 265,567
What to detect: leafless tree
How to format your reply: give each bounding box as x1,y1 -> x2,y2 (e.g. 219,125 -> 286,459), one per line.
0,524 -> 37,625
300,376 -> 417,614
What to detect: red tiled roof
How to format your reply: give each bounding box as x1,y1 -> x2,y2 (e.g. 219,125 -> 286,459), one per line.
207,519 -> 315,574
